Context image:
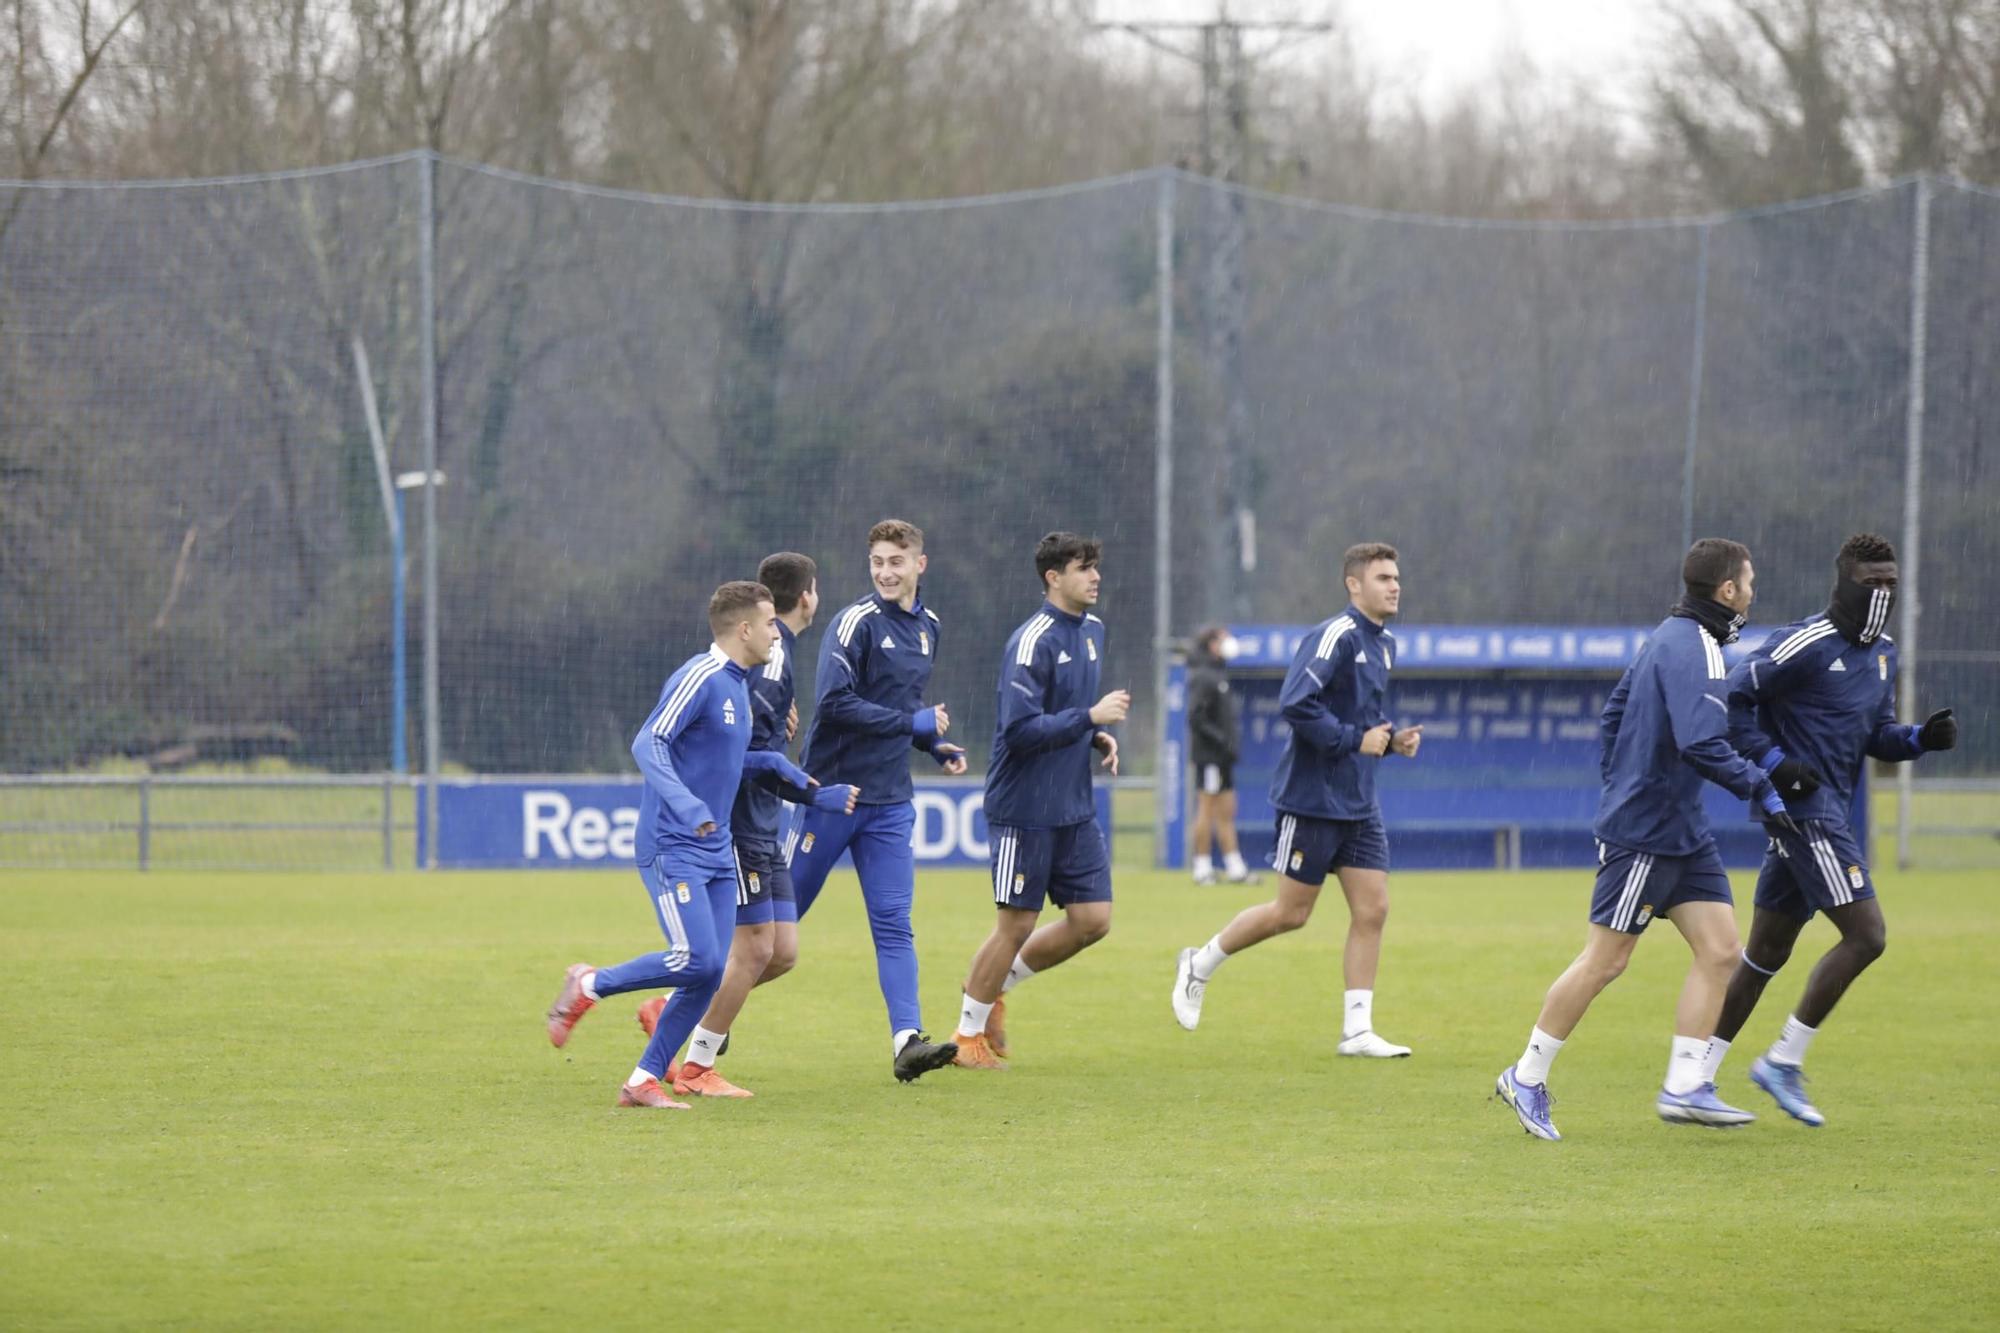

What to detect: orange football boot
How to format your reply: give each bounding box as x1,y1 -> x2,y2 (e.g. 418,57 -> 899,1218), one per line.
952,1031 -> 1007,1070
636,995 -> 666,1037
616,1076 -> 690,1110
987,996 -> 1009,1060
672,1063 -> 754,1098
546,963 -> 596,1048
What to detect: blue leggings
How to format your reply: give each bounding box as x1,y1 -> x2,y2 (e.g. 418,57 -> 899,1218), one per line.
790,801 -> 922,1035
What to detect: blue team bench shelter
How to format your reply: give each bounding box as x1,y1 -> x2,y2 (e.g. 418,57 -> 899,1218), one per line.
1161,624 -> 1866,872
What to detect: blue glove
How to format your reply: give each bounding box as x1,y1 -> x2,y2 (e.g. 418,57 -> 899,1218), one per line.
808,784 -> 857,813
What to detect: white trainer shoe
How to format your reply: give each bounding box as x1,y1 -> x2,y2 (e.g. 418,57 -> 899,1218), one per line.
1171,947 -> 1207,1030
1336,1030 -> 1412,1058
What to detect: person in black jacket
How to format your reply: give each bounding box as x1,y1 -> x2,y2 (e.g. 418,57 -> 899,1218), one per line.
1187,626 -> 1257,885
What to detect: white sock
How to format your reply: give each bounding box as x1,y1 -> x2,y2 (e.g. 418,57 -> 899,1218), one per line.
893,1027 -> 920,1057
1223,850 -> 1248,876
685,1025 -> 726,1068
581,971 -> 600,1001
958,993 -> 993,1038
1342,989 -> 1374,1038
1700,1036 -> 1732,1083
1193,854 -> 1214,878
626,1066 -> 654,1087
1516,1027 -> 1563,1086
1191,935 -> 1230,981
1769,1014 -> 1818,1068
1665,1034 -> 1708,1094
1002,954 -> 1035,994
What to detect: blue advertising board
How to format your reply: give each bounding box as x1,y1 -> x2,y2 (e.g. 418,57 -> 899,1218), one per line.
433,778 -> 1112,871
1165,624 -> 1864,871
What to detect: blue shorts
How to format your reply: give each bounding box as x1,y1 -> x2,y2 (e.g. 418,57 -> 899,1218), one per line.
1756,819 -> 1875,921
734,837 -> 796,926
988,821 -> 1112,912
1588,839 -> 1733,935
1272,812 -> 1389,885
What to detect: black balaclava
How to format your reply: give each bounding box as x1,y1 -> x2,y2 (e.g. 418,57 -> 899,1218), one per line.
1828,570 -> 1894,645
1670,592 -> 1746,645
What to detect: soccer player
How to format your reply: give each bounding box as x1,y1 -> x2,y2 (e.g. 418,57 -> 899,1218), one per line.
1494,539 -> 1799,1140
634,553 -> 853,1098
791,519 -> 967,1082
1188,625 -> 1257,886
951,533 -> 1128,1070
1171,542 -> 1423,1058
1697,533 -> 1955,1126
543,581 -> 853,1109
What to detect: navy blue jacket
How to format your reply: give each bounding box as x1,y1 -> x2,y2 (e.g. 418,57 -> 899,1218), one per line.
1595,615 -> 1774,856
983,602 -> 1108,829
632,646 -> 812,871
1726,616 -> 1924,825
800,592 -> 951,805
1270,607 -> 1396,821
730,620 -> 800,846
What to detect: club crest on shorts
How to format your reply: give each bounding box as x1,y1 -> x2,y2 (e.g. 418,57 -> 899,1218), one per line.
1635,903 -> 1654,926
802,832 -> 815,853
1013,873 -> 1025,896
1847,864 -> 1865,889
1289,850 -> 1303,871
676,882 -> 691,903
748,872 -> 761,894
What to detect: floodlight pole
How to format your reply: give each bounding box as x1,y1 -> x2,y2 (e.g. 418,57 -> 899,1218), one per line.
1896,175 -> 1932,871
419,150 -> 442,868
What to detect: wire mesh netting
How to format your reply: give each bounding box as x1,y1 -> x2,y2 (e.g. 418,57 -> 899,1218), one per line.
2,158 -> 1993,868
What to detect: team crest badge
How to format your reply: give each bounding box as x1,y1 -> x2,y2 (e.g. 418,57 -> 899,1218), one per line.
1013,873 -> 1025,896
1289,850 -> 1304,871
1086,639 -> 1097,661
1848,865 -> 1865,889
920,631 -> 930,655
748,872 -> 761,894
801,833 -> 816,854
675,882 -> 691,904
1635,904 -> 1653,926
1878,654 -> 1889,680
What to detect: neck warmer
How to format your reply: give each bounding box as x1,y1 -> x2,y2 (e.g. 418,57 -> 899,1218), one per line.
1671,593 -> 1746,645
1828,574 -> 1894,645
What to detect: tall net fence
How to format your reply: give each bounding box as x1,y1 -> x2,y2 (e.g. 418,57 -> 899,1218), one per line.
2,157 -> 1994,867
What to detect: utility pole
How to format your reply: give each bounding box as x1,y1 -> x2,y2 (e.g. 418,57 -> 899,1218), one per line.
1093,4 -> 1332,624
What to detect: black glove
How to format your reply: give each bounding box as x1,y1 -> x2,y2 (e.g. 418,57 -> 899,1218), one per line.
1768,756 -> 1823,801
1917,707 -> 1957,752
1757,787 -> 1800,837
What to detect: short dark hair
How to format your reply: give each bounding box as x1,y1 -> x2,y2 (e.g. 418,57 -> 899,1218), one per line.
708,580 -> 772,636
1196,624 -> 1228,655
1836,532 -> 1897,577
756,552 -> 817,614
1036,531 -> 1102,587
1682,538 -> 1751,599
1342,542 -> 1398,581
868,519 -> 923,551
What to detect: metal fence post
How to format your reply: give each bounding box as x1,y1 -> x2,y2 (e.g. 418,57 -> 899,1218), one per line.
1153,169 -> 1177,868
419,150 -> 442,869
137,777 -> 150,871
1896,175 -> 1933,871
382,775 -> 395,871
1679,222 -> 1712,554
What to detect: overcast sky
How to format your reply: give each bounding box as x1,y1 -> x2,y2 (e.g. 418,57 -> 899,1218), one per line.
1089,0 -> 1666,108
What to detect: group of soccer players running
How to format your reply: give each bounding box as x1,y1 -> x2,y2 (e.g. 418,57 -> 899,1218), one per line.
545,520 -> 1954,1137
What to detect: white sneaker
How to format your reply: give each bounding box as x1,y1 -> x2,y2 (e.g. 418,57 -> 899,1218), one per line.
1192,869 -> 1218,886
1171,947 -> 1207,1030
1336,1030 -> 1412,1058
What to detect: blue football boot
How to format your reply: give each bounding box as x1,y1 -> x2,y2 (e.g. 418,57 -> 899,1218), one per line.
1495,1065 -> 1561,1140
1657,1081 -> 1756,1127
1749,1055 -> 1825,1127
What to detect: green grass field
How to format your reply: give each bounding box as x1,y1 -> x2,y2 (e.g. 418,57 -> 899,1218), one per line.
4,866 -> 1997,1330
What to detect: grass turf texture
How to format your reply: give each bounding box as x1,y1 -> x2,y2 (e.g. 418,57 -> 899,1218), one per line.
4,867 -> 1996,1330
